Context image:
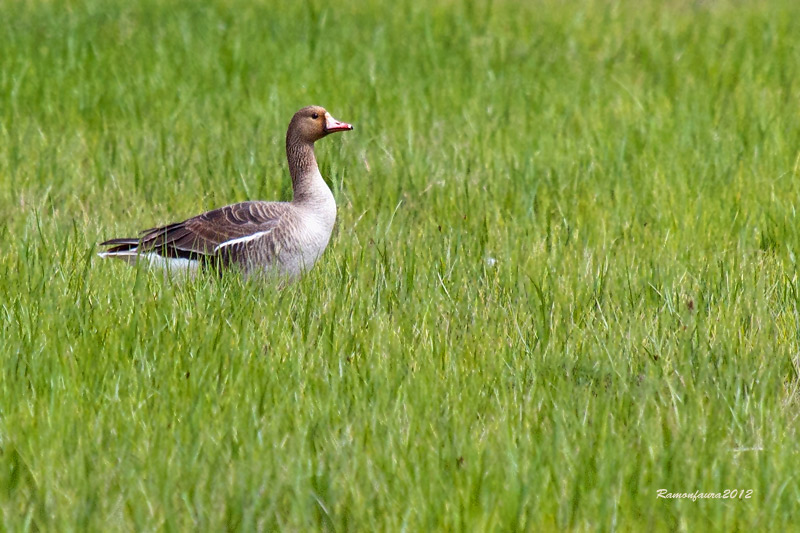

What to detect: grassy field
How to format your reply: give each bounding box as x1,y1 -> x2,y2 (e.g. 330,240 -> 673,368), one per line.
2,0 -> 800,530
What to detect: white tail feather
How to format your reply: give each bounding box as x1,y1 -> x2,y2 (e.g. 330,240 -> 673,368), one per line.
98,250 -> 199,275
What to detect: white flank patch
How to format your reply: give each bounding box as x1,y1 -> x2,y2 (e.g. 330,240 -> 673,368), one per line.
140,253 -> 200,273
213,230 -> 272,252
99,249 -> 199,275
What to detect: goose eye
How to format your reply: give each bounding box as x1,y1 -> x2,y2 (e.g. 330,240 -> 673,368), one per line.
311,113 -> 319,119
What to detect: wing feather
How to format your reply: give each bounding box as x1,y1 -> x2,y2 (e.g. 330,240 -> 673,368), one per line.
101,201 -> 288,266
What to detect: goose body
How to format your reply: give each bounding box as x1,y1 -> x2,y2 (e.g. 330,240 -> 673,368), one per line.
99,106 -> 353,280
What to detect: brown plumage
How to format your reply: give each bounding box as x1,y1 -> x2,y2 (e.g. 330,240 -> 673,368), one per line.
98,106 -> 353,279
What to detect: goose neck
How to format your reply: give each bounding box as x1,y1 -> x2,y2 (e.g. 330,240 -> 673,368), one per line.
286,136 -> 325,204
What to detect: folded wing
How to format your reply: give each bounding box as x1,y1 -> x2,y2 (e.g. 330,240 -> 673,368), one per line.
101,201 -> 287,267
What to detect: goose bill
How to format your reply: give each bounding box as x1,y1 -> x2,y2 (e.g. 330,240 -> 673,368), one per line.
324,113 -> 353,133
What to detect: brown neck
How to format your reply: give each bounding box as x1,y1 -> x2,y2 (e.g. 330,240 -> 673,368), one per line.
286,133 -> 322,204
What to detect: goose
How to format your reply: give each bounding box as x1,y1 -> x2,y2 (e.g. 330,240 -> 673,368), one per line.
98,105 -> 353,280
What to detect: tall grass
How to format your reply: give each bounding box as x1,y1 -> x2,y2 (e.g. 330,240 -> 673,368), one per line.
1,0 -> 799,530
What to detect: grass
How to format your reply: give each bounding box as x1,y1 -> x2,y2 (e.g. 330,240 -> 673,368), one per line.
2,0 -> 800,529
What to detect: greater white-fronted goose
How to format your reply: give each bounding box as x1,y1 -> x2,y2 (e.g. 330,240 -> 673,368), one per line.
98,105 -> 353,280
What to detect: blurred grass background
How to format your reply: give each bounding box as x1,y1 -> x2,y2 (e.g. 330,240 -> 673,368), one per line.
1,0 -> 799,530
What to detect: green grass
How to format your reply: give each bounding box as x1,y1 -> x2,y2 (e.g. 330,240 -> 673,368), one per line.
2,0 -> 800,529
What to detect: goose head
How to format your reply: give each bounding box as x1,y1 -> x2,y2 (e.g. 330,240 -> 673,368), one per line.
289,106 -> 353,144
